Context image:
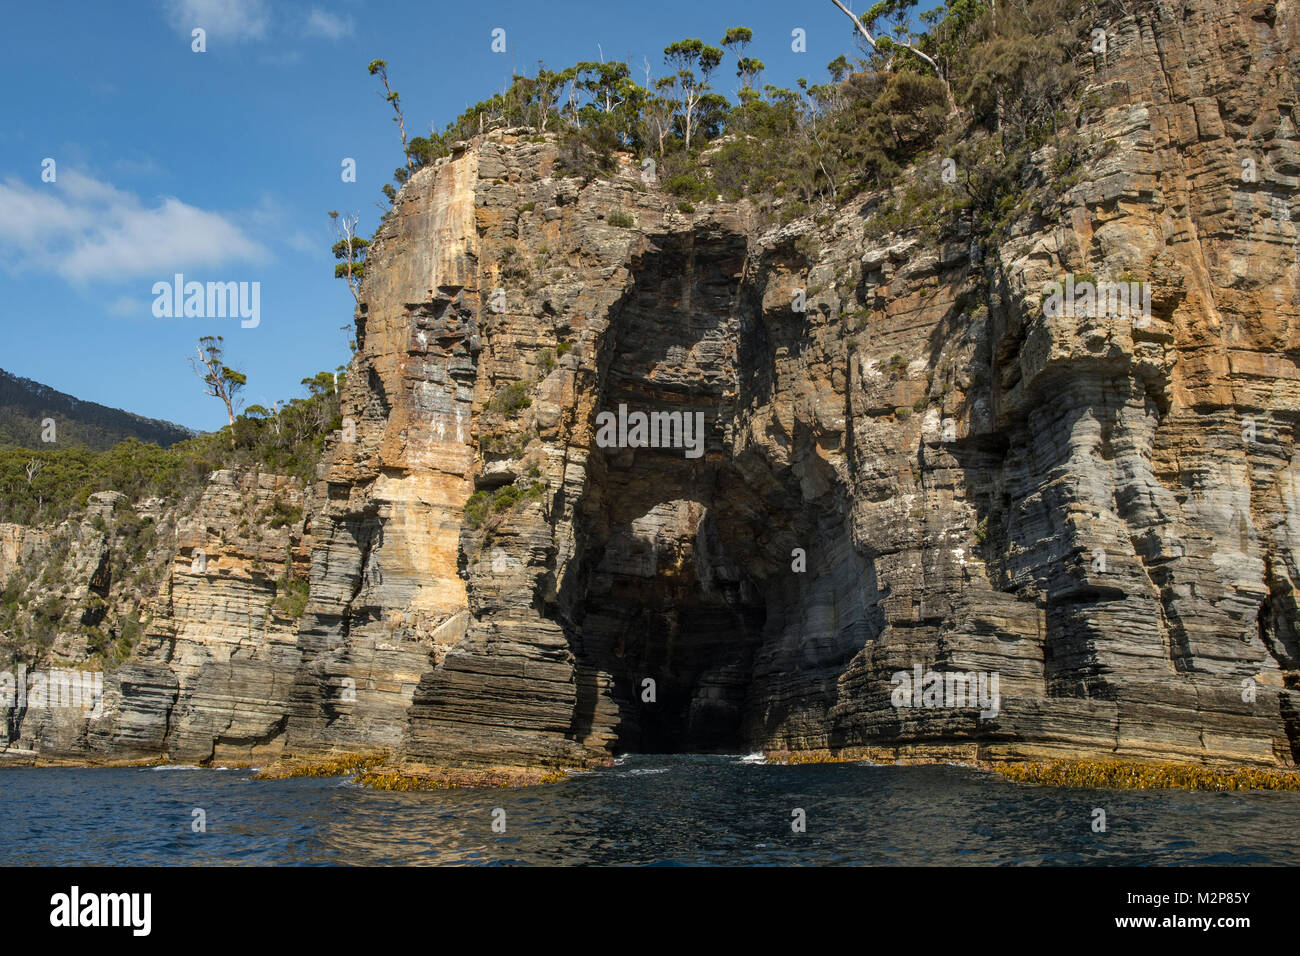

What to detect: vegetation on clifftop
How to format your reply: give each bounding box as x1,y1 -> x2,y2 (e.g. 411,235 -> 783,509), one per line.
0,369 -> 342,669
0,370 -> 343,527
361,0 -> 1116,244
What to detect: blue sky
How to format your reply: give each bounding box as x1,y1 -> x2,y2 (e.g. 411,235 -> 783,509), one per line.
0,0 -> 889,433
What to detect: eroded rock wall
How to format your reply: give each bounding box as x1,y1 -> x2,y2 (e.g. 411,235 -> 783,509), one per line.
1,470 -> 311,765
7,0 -> 1296,771
284,0 -> 1300,768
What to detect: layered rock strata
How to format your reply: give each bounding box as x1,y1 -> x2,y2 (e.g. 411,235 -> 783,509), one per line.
2,471 -> 310,765
3,0 -> 1297,770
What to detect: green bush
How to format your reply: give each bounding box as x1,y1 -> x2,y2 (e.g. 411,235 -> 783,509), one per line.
267,499 -> 302,530
464,482 -> 546,530
779,200 -> 810,225
488,380 -> 533,415
464,491 -> 492,528
664,173 -> 709,201
554,125 -> 620,180
273,576 -> 310,619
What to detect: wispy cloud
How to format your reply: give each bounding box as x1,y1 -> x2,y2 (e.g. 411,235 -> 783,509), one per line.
161,0 -> 269,42
242,195 -> 329,256
0,169 -> 268,282
107,295 -> 149,317
303,9 -> 353,40
285,230 -> 320,254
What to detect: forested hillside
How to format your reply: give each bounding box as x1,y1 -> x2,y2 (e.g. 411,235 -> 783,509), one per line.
0,368 -> 195,452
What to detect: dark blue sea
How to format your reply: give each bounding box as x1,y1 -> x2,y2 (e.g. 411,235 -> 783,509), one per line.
4,754 -> 1299,865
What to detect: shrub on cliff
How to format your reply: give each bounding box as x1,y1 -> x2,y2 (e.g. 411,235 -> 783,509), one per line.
554,122 -> 622,180
272,575 -> 310,620
464,482 -> 546,531
487,380 -> 532,416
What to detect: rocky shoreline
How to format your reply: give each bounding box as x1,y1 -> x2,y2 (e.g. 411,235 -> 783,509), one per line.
6,747 -> 1299,795
766,749 -> 1300,791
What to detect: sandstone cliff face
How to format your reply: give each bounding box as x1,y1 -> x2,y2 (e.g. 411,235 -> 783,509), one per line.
283,0 -> 1298,769
1,471 -> 310,765
5,0 -> 1297,770
88,469 -> 311,764
1,491 -> 171,758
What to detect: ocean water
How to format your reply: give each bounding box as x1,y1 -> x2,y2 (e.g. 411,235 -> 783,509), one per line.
3,754 -> 1299,866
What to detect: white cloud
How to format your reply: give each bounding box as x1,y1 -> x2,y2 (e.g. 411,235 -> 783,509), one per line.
162,0 -> 269,42
304,9 -> 353,39
0,169 -> 268,282
285,230 -> 320,254
241,192 -> 331,256
107,295 -> 148,317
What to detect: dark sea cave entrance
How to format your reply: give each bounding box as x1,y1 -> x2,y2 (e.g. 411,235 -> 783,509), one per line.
569,520 -> 772,754
559,224 -> 805,755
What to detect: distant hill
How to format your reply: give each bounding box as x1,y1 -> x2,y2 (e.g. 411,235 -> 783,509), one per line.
0,368 -> 196,451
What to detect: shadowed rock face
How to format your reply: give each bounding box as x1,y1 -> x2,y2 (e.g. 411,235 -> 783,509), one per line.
563,229 -> 785,753
7,0 -> 1298,770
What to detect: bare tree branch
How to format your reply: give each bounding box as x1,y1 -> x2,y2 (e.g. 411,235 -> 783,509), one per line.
827,0 -> 956,112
